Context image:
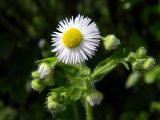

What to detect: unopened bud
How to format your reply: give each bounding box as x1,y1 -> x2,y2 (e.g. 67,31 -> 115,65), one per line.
47,101 -> 57,110
136,47 -> 147,58
60,91 -> 67,98
143,57 -> 155,70
125,52 -> 136,62
86,91 -> 103,106
132,59 -> 145,71
31,79 -> 44,92
47,101 -> 65,112
47,96 -> 54,103
47,92 -> 58,103
38,62 -> 52,79
31,71 -> 40,78
103,34 -> 120,51
51,92 -> 58,99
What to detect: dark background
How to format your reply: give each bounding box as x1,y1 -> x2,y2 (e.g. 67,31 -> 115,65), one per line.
0,0 -> 160,119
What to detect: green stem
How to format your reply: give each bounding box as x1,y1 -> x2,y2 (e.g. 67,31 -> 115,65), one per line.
72,102 -> 79,120
85,99 -> 93,120
84,79 -> 93,120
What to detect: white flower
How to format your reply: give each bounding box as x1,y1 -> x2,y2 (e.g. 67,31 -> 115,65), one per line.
51,14 -> 100,64
38,63 -> 52,79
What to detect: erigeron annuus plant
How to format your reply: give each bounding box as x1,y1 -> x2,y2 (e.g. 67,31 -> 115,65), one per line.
31,15 -> 155,120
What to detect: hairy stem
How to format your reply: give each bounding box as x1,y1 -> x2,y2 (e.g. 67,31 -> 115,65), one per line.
72,102 -> 79,120
84,79 -> 93,120
85,98 -> 93,120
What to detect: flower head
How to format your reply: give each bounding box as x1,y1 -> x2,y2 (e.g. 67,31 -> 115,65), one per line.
51,14 -> 100,64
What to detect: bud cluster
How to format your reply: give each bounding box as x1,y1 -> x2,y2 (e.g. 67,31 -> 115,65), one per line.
125,47 -> 155,71
31,62 -> 54,92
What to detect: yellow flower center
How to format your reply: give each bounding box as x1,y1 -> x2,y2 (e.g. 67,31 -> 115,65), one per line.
63,28 -> 82,48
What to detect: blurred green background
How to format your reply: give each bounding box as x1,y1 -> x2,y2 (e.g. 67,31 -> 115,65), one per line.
0,0 -> 160,119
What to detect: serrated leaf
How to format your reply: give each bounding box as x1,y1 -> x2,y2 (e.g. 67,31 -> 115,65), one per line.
126,72 -> 141,88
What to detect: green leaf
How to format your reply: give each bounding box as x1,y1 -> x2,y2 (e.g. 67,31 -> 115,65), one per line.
36,57 -> 58,68
68,88 -> 84,101
120,60 -> 129,70
36,57 -> 58,63
126,72 -> 141,88
91,57 -> 129,81
91,58 -> 118,81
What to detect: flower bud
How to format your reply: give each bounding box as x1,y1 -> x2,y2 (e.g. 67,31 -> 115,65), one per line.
47,96 -> 54,103
38,62 -> 52,79
86,91 -> 103,106
132,59 -> 145,71
143,57 -> 155,70
47,92 -> 58,103
31,71 -> 40,78
31,79 -> 44,92
47,101 -> 65,112
60,91 -> 67,98
136,47 -> 147,58
103,34 -> 120,51
51,92 -> 58,99
125,52 -> 136,62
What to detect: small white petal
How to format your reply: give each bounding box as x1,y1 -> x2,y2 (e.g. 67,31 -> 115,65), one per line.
38,63 -> 51,79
